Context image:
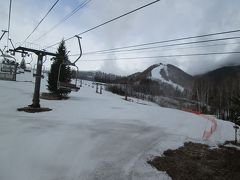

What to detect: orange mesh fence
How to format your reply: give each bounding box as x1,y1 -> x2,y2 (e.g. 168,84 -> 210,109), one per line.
182,109 -> 217,140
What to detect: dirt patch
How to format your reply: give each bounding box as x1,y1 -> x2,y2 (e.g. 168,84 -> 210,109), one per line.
17,106 -> 52,113
148,142 -> 240,180
40,92 -> 69,100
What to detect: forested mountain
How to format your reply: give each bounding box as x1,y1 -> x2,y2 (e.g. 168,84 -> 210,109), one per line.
106,63 -> 196,109
77,63 -> 240,117
75,70 -> 123,82
121,63 -> 194,97
192,65 -> 240,118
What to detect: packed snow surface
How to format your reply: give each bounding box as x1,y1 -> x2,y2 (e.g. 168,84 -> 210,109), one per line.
0,73 -> 235,180
151,64 -> 184,92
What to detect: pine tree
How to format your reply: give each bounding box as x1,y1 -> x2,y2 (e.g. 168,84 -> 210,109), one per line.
230,94 -> 240,125
20,58 -> 26,70
47,40 -> 71,97
229,94 -> 240,143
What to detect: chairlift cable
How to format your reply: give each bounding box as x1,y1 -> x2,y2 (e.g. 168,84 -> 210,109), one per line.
69,41 -> 240,57
45,0 -> 162,49
22,0 -> 61,43
79,51 -> 240,62
87,36 -> 240,54
34,0 -> 92,42
77,31 -> 240,55
69,36 -> 240,56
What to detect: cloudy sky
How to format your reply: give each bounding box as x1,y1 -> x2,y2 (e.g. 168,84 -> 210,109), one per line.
0,0 -> 240,75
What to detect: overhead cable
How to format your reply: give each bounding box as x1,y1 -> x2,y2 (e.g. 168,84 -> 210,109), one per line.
34,0 -> 92,42
45,0 -> 162,49
79,51 -> 240,61
23,0 -> 61,43
69,36 -> 240,56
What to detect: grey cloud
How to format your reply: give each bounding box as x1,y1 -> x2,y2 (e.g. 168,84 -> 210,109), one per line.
1,0 -> 240,76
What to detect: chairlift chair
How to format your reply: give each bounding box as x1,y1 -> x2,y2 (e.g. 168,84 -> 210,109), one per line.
25,63 -> 32,72
9,50 -> 28,74
0,56 -> 16,73
0,49 -> 17,81
19,51 -> 28,73
57,35 -> 82,92
17,58 -> 25,74
24,54 -> 33,72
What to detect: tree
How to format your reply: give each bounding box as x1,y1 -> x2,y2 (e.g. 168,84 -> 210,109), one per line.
47,40 -> 71,97
20,58 -> 26,70
229,94 -> 240,143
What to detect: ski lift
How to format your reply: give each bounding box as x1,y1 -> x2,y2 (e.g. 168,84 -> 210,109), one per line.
25,64 -> 32,72
18,51 -> 29,72
57,35 -> 82,92
0,49 -> 17,81
25,53 -> 33,72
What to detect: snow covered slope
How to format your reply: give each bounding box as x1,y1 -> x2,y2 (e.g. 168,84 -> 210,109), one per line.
126,63 -> 193,97
151,64 -> 184,92
0,73 -> 235,180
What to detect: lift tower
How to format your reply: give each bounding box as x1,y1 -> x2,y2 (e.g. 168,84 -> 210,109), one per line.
9,47 -> 57,109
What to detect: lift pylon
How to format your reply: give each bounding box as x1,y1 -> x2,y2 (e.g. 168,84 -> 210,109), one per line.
9,47 -> 57,108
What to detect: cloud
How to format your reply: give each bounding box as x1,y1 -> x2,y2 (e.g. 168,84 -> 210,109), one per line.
1,0 -> 240,76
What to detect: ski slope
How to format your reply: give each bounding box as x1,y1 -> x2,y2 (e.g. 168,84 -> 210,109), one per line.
151,64 -> 184,92
0,73 -> 235,180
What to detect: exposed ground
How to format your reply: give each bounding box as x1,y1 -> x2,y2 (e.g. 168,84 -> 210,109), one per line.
148,142 -> 240,180
40,92 -> 69,100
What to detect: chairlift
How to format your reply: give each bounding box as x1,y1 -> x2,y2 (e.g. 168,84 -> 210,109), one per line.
0,49 -> 17,81
24,54 -> 33,72
57,35 -> 82,92
0,57 -> 16,73
17,57 -> 25,74
25,64 -> 32,72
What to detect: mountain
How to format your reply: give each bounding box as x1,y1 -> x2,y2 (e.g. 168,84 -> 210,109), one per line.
106,63 -> 198,110
76,70 -> 124,83
192,65 -> 240,116
106,63 -> 240,112
127,63 -> 193,96
195,65 -> 240,82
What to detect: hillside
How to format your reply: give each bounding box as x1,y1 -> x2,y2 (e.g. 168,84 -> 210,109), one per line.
195,65 -> 240,82
128,63 -> 193,92
104,63 -> 197,109
192,65 -> 240,117
0,73 -> 235,180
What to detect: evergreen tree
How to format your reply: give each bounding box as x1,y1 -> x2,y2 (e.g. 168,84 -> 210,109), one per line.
229,94 -> 240,143
47,40 -> 71,97
20,58 -> 26,70
230,94 -> 240,125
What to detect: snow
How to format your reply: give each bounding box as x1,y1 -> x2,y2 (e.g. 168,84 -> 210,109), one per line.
224,144 -> 240,150
151,64 -> 184,92
0,72 -> 235,180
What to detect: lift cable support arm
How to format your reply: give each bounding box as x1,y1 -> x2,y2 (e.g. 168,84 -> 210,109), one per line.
0,30 -> 8,42
73,35 -> 82,65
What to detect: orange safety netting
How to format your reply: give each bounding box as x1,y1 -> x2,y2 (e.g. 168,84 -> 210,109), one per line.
182,109 -> 217,140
